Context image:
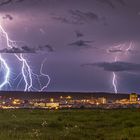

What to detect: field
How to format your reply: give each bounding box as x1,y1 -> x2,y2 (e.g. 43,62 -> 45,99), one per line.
0,109 -> 140,140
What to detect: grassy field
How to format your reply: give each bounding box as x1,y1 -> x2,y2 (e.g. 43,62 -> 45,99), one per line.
0,109 -> 140,140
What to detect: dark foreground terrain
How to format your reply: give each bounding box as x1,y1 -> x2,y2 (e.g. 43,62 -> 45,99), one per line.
0,109 -> 140,140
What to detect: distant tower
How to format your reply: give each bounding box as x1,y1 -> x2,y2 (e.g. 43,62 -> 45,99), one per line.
130,93 -> 138,104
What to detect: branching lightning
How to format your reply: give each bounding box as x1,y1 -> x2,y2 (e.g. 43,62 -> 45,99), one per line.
0,24 -> 50,91
107,42 -> 134,94
0,54 -> 10,89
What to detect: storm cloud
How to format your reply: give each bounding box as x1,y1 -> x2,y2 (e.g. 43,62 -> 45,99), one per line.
75,30 -> 84,38
82,62 -> 140,72
69,40 -> 93,48
0,0 -> 24,6
96,0 -> 126,8
0,0 -> 139,92
52,10 -> 99,25
0,45 -> 54,53
3,14 -> 13,20
69,10 -> 99,22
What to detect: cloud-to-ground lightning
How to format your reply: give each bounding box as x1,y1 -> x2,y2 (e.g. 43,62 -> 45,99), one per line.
112,57 -> 118,94
112,72 -> 117,93
0,54 -> 10,89
39,58 -> 51,91
0,24 -> 51,91
107,42 -> 134,94
32,58 -> 51,92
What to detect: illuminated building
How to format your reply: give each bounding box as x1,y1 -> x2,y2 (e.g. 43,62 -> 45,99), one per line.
116,99 -> 129,104
66,96 -> 72,99
46,103 -> 59,109
50,98 -> 54,103
98,97 -> 107,104
12,99 -> 22,105
130,93 -> 138,104
34,102 -> 46,107
60,96 -> 63,99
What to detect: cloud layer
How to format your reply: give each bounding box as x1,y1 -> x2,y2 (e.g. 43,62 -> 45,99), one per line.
96,0 -> 126,8
0,0 -> 24,6
52,10 -> 99,25
0,45 -> 54,53
82,61 -> 140,72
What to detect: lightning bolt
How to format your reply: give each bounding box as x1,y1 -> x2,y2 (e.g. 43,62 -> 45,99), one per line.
112,72 -> 117,93
126,42 -> 133,54
108,42 -> 134,94
32,58 -> 51,92
0,24 -> 50,91
112,57 -> 118,94
0,54 -> 10,89
39,58 -> 51,91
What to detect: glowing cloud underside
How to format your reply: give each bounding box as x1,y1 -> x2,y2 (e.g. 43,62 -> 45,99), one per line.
0,24 -> 50,91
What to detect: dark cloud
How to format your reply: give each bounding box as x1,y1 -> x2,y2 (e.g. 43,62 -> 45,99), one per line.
96,0 -> 126,8
0,45 -> 55,53
116,0 -> 126,6
75,30 -> 84,38
107,49 -> 123,53
3,14 -> 13,20
52,9 -> 99,25
38,45 -> 55,52
82,61 -> 140,72
107,48 -> 138,54
52,16 -> 84,25
127,50 -> 140,54
96,0 -> 115,8
0,47 -> 35,53
0,0 -> 12,6
21,46 -> 36,53
52,16 -> 71,24
69,10 -> 99,22
69,40 -> 93,48
0,0 -> 24,6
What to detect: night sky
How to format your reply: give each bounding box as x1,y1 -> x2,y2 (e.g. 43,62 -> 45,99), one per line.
0,0 -> 140,93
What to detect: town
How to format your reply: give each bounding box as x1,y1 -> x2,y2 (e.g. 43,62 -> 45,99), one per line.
0,92 -> 139,109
